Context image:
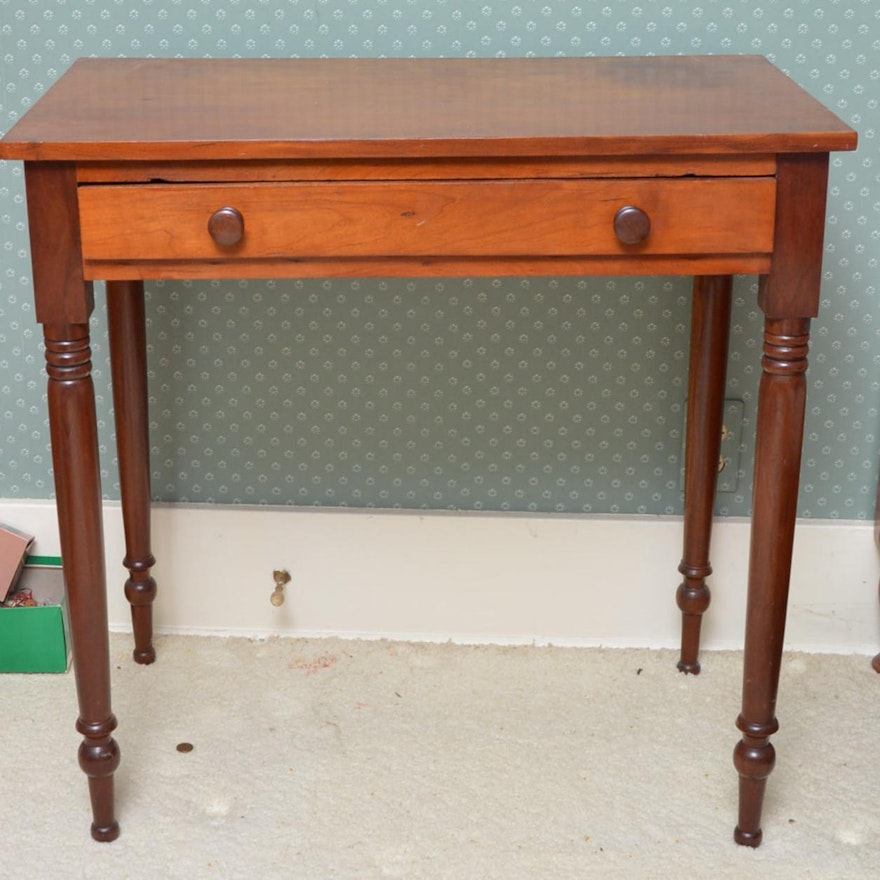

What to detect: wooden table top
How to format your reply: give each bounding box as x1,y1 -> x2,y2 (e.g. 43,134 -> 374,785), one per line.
0,56 -> 856,162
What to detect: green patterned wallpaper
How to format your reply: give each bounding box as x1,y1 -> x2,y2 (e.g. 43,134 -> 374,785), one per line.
0,1 -> 876,518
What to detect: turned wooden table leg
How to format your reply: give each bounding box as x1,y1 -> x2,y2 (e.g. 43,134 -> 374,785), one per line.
873,580 -> 880,668
874,476 -> 880,671
677,275 -> 732,674
23,162 -> 121,841
872,474 -> 880,672
731,152 -> 830,846
733,317 -> 811,847
44,323 -> 121,842
107,280 -> 157,665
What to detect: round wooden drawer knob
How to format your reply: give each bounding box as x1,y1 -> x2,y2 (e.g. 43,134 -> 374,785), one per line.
208,206 -> 245,246
613,205 -> 651,245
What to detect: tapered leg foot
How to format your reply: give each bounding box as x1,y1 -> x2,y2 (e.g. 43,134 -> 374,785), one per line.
677,568 -> 712,675
733,719 -> 777,847
125,559 -> 157,665
733,826 -> 763,848
80,727 -> 122,842
91,821 -> 121,844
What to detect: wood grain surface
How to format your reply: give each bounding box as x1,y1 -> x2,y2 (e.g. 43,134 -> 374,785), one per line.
0,56 -> 857,161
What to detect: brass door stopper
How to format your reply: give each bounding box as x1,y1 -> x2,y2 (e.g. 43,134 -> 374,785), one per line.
270,568 -> 291,606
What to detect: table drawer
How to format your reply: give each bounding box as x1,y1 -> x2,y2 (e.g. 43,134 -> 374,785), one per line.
78,178 -> 775,264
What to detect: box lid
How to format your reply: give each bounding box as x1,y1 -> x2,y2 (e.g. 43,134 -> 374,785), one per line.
0,524 -> 35,604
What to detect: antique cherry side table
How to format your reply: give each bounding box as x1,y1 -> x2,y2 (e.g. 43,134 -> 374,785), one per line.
0,56 -> 856,845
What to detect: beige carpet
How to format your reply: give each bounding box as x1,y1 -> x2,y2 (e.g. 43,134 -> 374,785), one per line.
4,633 -> 880,878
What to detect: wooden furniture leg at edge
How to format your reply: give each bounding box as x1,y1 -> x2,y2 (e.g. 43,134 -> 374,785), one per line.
44,322 -> 121,842
677,275 -> 733,674
733,152 -> 829,846
873,471 -> 880,672
733,316 -> 811,847
107,280 -> 157,664
24,161 -> 121,841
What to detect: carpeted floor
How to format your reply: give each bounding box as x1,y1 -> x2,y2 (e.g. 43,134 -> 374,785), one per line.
4,633 -> 880,878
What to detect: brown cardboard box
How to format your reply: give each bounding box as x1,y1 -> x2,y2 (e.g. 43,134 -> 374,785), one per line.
0,524 -> 35,603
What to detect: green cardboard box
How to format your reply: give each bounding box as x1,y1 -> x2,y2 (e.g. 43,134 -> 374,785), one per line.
0,557 -> 70,673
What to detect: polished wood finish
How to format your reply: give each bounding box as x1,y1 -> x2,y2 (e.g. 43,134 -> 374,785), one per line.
734,152 -> 831,846
873,475 -> 880,673
0,57 -> 856,846
613,204 -> 652,245
78,177 -> 775,265
81,251 -> 776,284
5,57 -> 853,160
734,317 -> 811,847
758,154 -> 830,320
23,163 -> 94,324
22,161 -> 120,842
206,206 -> 245,247
107,280 -> 157,665
43,322 -> 120,843
75,154 -> 778,184
677,276 -> 733,675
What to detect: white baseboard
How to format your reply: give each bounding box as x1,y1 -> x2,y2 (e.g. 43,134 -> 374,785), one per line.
3,499 -> 878,655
